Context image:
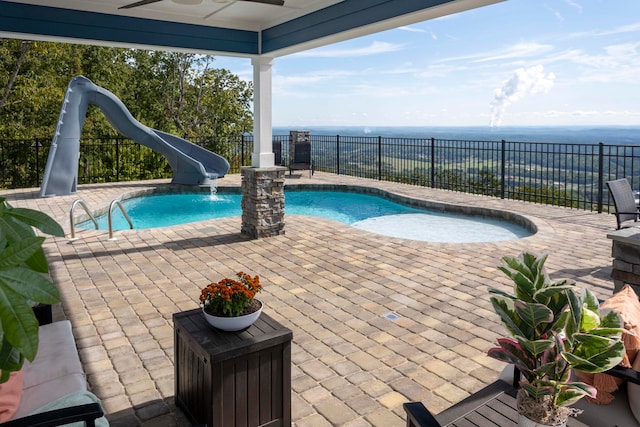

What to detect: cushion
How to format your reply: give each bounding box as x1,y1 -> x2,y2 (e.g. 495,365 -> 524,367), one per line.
628,350 -> 640,424
574,386 -> 637,427
28,390 -> 108,427
602,285 -> 640,366
577,284 -> 640,404
0,370 -> 23,422
14,320 -> 87,419
22,320 -> 84,389
15,373 -> 87,419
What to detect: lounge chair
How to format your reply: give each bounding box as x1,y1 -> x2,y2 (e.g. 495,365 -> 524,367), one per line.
1,320 -> 106,427
404,365 -> 640,427
403,368 -> 521,427
606,178 -> 640,229
288,141 -> 313,177
272,140 -> 283,166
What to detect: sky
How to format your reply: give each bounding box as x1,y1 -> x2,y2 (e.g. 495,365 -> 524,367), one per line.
214,0 -> 640,128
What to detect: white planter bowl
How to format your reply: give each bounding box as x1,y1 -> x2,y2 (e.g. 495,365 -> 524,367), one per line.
202,300 -> 263,331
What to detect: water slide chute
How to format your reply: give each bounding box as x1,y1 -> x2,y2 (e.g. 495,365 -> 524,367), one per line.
40,75 -> 230,197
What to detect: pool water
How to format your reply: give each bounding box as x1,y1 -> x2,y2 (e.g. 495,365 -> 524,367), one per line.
85,190 -> 532,242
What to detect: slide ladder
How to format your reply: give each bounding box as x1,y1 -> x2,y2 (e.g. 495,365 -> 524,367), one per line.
40,76 -> 230,197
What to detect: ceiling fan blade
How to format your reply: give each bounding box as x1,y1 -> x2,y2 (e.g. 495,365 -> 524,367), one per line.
241,0 -> 285,5
119,0 -> 164,9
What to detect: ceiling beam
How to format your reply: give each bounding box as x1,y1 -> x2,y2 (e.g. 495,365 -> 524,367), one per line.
262,0 -> 503,56
0,1 -> 258,55
0,0 -> 503,57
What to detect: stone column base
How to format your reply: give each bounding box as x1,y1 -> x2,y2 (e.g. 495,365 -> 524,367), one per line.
241,166 -> 286,239
608,228 -> 640,296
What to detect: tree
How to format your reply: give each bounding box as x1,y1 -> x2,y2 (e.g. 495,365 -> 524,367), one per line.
0,40 -> 254,141
0,40 -> 32,113
159,53 -> 253,138
514,185 -> 578,208
469,168 -> 501,196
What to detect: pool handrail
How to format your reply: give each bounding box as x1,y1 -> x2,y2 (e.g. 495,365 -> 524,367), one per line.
69,199 -> 98,239
108,199 -> 134,239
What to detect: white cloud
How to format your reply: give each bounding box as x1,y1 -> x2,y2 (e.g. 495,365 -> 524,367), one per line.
563,0 -> 583,13
438,42 -> 554,64
474,43 -> 555,63
605,42 -> 640,58
379,63 -> 420,75
397,26 -> 426,33
416,63 -> 469,78
294,41 -> 404,58
548,42 -> 640,83
275,69 -> 354,85
273,70 -> 356,97
490,65 -> 556,126
568,21 -> 640,38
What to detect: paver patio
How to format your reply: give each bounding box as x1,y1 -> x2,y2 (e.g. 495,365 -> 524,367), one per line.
3,172 -> 618,426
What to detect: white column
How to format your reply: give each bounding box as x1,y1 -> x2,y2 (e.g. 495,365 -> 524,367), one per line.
251,56 -> 275,168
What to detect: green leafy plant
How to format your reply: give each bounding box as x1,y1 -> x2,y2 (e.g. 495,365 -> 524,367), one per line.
487,252 -> 626,425
200,272 -> 262,317
0,197 -> 64,382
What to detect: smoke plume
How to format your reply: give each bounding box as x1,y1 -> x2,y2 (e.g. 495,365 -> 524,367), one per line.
489,65 -> 555,127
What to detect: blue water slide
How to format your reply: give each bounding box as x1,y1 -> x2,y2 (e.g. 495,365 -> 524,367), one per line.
40,76 -> 229,197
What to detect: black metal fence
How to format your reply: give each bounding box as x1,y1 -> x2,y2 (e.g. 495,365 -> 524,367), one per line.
2,134 -> 639,212
307,136 -> 640,212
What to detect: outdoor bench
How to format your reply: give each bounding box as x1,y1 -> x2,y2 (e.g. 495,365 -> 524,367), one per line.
0,319 -> 106,427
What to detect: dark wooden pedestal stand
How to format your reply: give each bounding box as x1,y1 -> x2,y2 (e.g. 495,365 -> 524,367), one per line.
174,308 -> 293,427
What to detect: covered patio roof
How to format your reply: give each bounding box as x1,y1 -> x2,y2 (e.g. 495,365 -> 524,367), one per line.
0,0 -> 503,57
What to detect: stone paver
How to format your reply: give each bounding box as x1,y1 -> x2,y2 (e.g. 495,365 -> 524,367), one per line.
3,172 -> 618,426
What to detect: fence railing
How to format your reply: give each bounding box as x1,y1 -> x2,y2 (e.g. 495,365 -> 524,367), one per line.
2,134 -> 639,213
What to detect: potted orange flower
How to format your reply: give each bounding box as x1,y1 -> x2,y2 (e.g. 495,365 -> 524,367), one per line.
200,272 -> 263,331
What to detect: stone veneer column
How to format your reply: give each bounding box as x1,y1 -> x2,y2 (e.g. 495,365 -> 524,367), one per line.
241,166 -> 286,239
608,228 -> 640,295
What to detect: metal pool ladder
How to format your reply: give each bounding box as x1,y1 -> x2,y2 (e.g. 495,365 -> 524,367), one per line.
107,199 -> 134,239
69,199 -> 133,240
69,199 -> 97,240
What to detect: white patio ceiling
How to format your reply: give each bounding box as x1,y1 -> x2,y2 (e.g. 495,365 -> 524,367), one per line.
0,0 -> 503,57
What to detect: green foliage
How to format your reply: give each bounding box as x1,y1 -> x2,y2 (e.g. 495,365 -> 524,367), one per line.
0,198 -> 64,382
0,39 -> 253,141
488,252 -> 625,411
434,169 -> 466,192
469,169 -> 501,196
513,185 -> 579,208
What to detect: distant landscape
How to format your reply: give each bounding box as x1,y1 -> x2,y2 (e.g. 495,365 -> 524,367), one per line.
273,126 -> 640,145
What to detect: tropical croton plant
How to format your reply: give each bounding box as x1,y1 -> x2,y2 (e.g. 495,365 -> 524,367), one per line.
487,252 -> 626,425
200,272 -> 262,317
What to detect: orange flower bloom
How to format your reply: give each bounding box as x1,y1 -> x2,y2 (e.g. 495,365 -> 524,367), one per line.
200,272 -> 262,317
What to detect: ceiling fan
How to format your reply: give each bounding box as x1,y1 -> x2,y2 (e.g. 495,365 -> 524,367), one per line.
119,0 -> 284,10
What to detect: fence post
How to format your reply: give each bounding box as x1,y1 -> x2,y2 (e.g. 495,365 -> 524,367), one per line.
34,139 -> 40,187
336,135 -> 340,175
378,136 -> 382,180
597,142 -> 604,213
501,140 -> 506,199
115,137 -> 120,182
241,135 -> 245,167
430,137 -> 435,188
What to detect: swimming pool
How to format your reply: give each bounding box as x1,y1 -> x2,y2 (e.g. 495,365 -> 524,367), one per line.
84,190 -> 533,242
